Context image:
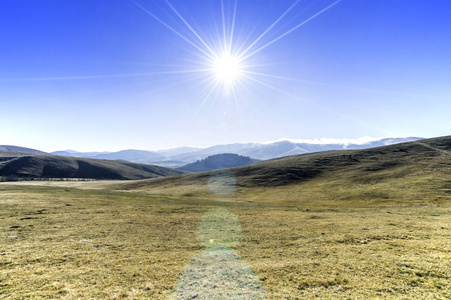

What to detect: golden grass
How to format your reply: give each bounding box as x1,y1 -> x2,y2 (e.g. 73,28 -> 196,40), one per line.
103,164 -> 450,207
1,184 -> 450,299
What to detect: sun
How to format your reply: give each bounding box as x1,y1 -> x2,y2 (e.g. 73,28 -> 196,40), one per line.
212,54 -> 242,86
133,0 -> 343,97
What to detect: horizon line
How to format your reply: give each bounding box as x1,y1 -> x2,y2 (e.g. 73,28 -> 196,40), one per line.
1,135 -> 428,154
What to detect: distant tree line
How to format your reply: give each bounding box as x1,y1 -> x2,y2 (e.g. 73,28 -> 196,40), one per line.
0,176 -> 97,182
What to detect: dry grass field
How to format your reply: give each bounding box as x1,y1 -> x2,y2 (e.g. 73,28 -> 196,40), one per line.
1,183 -> 450,299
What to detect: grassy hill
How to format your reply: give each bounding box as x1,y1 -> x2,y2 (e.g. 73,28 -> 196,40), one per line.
0,154 -> 184,180
112,136 -> 450,205
0,145 -> 47,156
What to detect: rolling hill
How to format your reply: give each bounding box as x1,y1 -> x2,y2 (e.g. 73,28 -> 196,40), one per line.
178,153 -> 259,172
0,145 -> 47,156
111,136 -> 450,205
0,154 -> 184,181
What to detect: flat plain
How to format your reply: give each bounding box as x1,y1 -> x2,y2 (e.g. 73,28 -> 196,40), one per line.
1,184 -> 450,299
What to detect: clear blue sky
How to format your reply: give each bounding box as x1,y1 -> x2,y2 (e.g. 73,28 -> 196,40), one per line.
1,0 -> 450,152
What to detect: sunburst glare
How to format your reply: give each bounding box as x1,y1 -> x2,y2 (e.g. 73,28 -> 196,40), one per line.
211,53 -> 242,88
132,0 -> 342,101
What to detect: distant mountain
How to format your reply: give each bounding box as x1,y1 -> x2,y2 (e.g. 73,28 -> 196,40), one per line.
0,145 -> 47,156
178,153 -> 259,172
51,137 -> 424,167
51,150 -> 111,157
90,150 -> 165,163
146,160 -> 192,169
156,147 -> 200,157
235,137 -> 425,160
0,153 -> 183,181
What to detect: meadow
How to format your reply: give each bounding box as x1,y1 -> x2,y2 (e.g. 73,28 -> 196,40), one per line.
1,183 -> 450,299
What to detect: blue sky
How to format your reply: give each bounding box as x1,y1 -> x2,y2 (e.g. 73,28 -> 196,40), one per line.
1,0 -> 450,152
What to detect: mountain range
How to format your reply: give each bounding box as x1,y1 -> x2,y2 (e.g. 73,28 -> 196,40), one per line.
50,137 -> 423,168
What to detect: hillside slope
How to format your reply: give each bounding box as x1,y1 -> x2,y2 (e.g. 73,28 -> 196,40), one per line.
0,145 -> 47,156
0,154 -> 183,180
112,136 -> 450,205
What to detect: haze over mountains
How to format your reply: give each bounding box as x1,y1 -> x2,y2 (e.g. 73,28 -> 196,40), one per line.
51,137 -> 423,168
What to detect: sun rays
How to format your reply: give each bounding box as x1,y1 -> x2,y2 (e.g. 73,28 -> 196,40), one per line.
1,0 -> 344,101
132,0 -> 343,99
